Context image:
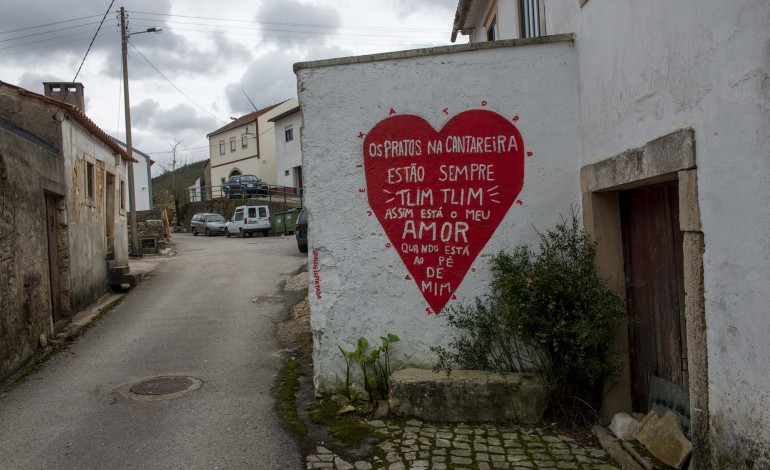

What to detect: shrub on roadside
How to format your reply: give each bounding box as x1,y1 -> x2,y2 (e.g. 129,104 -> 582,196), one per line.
432,209 -> 628,421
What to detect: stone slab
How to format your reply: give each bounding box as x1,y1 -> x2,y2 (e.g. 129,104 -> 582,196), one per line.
388,368 -> 547,424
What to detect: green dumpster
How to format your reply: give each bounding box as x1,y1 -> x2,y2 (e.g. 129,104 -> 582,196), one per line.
273,210 -> 301,235
274,212 -> 286,234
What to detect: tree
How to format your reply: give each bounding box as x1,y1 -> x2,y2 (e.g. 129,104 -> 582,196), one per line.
154,139 -> 189,227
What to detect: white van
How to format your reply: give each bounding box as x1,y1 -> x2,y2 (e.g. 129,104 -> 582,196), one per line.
225,205 -> 271,238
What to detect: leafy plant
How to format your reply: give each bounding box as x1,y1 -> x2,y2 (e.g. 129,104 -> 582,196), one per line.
338,345 -> 356,400
339,334 -> 400,402
432,209 -> 628,421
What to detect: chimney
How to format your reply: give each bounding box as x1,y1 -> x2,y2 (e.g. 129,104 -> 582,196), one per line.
43,82 -> 85,112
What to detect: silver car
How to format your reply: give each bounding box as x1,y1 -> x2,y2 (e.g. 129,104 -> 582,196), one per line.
191,212 -> 227,236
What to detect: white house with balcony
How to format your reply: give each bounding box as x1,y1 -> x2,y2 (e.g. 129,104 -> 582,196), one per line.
206,98 -> 298,195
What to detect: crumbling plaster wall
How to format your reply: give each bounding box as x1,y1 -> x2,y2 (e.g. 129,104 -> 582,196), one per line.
560,0 -> 770,465
296,38 -> 580,393
61,118 -> 129,312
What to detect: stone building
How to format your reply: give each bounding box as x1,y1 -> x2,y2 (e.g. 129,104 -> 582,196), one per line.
0,80 -> 136,382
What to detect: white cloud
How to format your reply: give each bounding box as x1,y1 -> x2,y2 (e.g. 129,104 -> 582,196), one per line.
0,0 -> 455,163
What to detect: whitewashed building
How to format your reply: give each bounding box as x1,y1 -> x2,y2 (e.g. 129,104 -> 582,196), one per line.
269,106 -> 303,193
297,0 -> 770,467
113,139 -> 153,211
206,99 -> 298,192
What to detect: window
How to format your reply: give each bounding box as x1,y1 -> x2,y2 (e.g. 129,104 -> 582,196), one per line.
230,136 -> 236,152
219,140 -> 225,155
242,133 -> 248,148
285,125 -> 294,142
86,162 -> 95,200
519,0 -> 542,38
120,180 -> 126,210
486,16 -> 497,41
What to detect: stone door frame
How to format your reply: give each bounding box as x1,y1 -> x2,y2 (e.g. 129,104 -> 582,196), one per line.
580,128 -> 710,466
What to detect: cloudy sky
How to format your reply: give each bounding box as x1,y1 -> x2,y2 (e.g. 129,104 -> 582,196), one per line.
0,0 -> 458,173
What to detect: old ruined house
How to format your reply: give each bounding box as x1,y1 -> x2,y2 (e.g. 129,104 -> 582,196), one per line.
0,80 -> 136,382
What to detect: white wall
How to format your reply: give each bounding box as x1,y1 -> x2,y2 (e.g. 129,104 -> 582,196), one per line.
132,154 -> 152,211
274,111 -> 302,188
256,99 -> 298,188
297,39 -> 579,393
548,0 -> 770,463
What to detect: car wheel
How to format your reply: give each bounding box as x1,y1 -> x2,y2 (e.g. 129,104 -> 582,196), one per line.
192,228 -> 197,236
299,243 -> 308,253
263,230 -> 270,237
226,229 -> 231,238
205,228 -> 211,237
239,228 -> 245,238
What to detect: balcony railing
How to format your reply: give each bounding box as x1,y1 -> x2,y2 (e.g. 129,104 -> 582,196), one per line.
188,183 -> 304,208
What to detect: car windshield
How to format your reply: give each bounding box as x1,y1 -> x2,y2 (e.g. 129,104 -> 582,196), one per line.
207,215 -> 225,222
241,175 -> 259,182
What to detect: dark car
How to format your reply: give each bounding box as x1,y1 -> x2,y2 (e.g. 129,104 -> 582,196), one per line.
191,212 -> 227,236
222,174 -> 268,199
294,209 -> 308,253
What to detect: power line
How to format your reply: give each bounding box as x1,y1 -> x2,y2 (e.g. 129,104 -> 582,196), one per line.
0,13 -> 105,36
71,0 -> 115,83
127,40 -> 227,124
130,11 -> 448,33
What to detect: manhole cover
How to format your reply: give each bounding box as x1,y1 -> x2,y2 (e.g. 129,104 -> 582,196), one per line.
119,375 -> 203,401
130,376 -> 193,396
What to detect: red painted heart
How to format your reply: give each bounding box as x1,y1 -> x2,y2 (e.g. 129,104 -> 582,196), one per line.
363,109 -> 525,313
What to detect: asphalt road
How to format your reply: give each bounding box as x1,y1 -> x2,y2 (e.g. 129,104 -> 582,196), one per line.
0,232 -> 308,469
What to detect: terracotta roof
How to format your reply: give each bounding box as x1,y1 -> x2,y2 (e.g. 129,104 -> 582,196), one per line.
206,99 -> 290,138
0,80 -> 137,163
451,0 -> 474,43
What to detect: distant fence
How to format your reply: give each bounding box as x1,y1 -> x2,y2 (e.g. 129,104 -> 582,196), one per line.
188,184 -> 304,208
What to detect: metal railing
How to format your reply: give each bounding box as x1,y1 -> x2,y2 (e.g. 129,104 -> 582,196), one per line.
188,183 -> 304,208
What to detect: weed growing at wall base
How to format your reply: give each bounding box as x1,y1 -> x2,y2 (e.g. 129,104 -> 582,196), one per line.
338,334 -> 400,402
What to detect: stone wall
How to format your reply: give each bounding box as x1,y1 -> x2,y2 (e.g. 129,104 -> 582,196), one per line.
0,130 -> 66,382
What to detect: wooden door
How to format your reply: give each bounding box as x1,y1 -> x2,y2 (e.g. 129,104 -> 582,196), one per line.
45,194 -> 61,323
620,182 -> 687,411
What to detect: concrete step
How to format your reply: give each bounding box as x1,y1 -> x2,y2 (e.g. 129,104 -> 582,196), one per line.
107,266 -> 142,289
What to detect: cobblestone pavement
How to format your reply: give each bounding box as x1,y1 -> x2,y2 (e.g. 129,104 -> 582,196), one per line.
305,419 -> 620,470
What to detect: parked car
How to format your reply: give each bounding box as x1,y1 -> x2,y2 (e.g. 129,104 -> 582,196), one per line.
226,204 -> 271,238
222,174 -> 268,199
295,209 -> 308,253
190,212 -> 227,236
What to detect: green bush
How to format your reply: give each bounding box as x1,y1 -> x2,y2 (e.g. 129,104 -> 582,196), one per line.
433,209 -> 628,420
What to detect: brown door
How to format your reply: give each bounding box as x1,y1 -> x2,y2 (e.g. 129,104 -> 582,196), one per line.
45,194 -> 62,323
620,182 -> 687,411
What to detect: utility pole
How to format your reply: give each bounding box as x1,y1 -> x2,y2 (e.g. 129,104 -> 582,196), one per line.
120,7 -> 161,256
121,7 -> 139,256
